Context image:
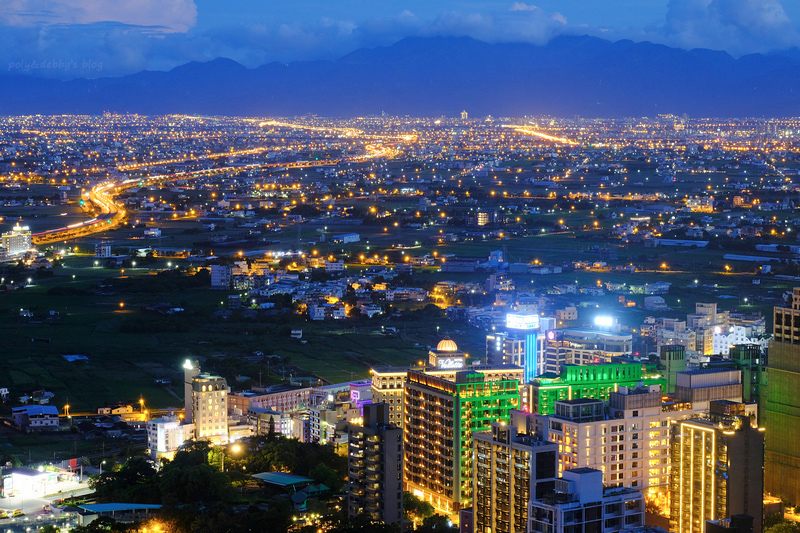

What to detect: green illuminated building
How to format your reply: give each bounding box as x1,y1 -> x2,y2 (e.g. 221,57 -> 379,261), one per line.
765,288 -> 800,504
527,362 -> 665,415
404,370 -> 520,515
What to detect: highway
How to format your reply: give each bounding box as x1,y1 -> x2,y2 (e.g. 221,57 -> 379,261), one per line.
31,127 -> 405,244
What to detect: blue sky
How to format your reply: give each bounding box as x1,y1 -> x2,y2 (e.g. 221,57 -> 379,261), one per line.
2,0 -> 799,78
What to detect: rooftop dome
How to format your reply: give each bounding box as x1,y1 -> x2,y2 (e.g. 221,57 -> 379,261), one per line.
436,338 -> 458,352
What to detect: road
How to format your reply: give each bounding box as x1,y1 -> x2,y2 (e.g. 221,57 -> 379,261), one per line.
31,123 -> 409,244
0,481 -> 93,532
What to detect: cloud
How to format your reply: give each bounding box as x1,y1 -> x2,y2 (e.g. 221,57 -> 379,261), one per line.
662,0 -> 800,54
0,0 -> 197,32
1,1 -> 799,80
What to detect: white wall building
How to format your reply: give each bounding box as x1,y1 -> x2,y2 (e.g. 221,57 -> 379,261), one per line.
712,325 -> 769,355
147,416 -> 193,460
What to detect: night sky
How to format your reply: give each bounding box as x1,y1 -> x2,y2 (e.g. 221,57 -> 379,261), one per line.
2,0 -> 799,78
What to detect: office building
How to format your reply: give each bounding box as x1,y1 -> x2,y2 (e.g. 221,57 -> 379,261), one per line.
764,287 -> 800,503
528,468 -> 645,533
404,370 -> 520,515
347,403 -> 403,526
473,413 -> 558,533
526,362 -> 665,416
669,410 -> 764,533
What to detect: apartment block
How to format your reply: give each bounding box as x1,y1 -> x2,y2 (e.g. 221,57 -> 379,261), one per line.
473,414 -> 558,533
347,403 -> 403,526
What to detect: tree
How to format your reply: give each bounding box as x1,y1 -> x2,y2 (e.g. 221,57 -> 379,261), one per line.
416,514 -> 457,533
403,491 -> 434,525
309,462 -> 344,492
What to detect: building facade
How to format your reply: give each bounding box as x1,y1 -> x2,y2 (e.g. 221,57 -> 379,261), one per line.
527,363 -> 665,416
764,287 -> 800,503
473,415 -> 558,533
404,371 -> 520,515
669,412 -> 764,533
346,404 -> 403,526
528,468 -> 645,533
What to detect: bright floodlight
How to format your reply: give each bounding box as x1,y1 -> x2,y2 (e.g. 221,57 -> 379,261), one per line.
594,316 -> 614,327
183,359 -> 193,370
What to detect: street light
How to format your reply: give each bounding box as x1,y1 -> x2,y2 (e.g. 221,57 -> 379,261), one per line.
100,460 -> 106,474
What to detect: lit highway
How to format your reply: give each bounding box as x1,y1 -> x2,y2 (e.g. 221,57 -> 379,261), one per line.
31,126 -> 406,244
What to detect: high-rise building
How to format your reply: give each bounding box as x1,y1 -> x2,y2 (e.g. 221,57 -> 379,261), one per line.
539,385 -> 703,501
660,344 -> 686,394
486,313 -> 552,382
346,403 -> 403,526
765,287 -> 800,503
527,468 -> 645,533
191,372 -> 229,445
526,363 -> 665,416
404,370 -> 520,515
0,224 -> 31,257
669,410 -> 764,533
371,340 -> 524,430
473,412 -> 558,533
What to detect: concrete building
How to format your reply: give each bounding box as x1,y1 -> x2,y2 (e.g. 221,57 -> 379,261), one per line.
346,403 -> 403,526
0,224 -> 32,257
526,363 -> 665,416
660,344 -> 686,394
147,416 -> 193,460
765,287 -> 800,504
191,372 -> 229,445
674,368 -> 742,411
404,370 -> 520,515
527,468 -> 645,533
669,410 -> 764,533
712,326 -> 769,356
371,344 -> 524,429
473,413 -> 558,533
11,405 -> 59,431
539,385 -> 701,502
543,329 -> 633,374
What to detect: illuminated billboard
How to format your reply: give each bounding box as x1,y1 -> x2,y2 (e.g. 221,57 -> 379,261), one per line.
507,313 -> 539,330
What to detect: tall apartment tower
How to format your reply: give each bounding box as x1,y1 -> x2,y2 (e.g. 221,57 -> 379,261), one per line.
660,344 -> 686,394
346,403 -> 403,526
765,287 -> 800,502
404,370 -> 520,515
191,372 -> 229,445
473,412 -> 558,533
669,411 -> 764,533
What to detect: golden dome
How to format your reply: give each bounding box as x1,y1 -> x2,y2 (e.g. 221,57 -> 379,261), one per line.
436,338 -> 458,352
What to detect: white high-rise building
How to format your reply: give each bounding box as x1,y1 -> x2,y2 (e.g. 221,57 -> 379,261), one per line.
191,372 -> 229,445
1,224 -> 31,256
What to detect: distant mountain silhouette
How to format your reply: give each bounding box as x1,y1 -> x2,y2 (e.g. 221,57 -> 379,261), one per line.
2,35 -> 799,117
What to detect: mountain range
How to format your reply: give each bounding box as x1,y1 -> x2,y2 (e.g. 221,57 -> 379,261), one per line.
2,35 -> 799,117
